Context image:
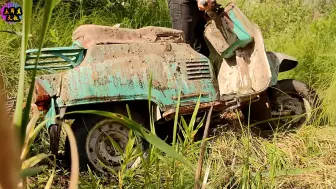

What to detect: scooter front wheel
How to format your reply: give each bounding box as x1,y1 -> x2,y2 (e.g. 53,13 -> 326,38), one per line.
267,79 -> 321,130
64,108 -> 148,173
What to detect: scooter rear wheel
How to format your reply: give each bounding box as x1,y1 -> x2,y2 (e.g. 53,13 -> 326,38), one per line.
64,107 -> 148,173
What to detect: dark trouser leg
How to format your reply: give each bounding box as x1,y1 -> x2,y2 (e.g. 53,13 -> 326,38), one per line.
193,12 -> 209,57
167,0 -> 210,57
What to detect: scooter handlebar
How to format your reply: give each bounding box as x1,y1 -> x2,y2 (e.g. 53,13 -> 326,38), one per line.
199,0 -> 217,7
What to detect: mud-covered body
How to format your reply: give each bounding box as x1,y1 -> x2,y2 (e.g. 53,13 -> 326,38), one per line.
35,42 -> 218,111
25,3 -> 299,131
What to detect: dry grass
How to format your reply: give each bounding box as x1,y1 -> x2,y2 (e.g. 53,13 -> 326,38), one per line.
207,125 -> 336,188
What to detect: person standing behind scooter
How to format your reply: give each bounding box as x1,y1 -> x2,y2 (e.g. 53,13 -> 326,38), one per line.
167,0 -> 214,57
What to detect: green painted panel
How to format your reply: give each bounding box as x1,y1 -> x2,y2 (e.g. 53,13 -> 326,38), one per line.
45,98 -> 56,129
222,10 -> 254,58
55,43 -> 218,111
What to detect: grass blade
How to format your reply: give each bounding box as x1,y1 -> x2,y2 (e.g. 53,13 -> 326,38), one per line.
21,104 -> 40,160
22,153 -> 53,169
21,0 -> 56,145
201,159 -> 211,189
63,123 -> 79,189
21,118 -> 51,160
260,167 -> 321,178
172,87 -> 181,149
21,166 -> 47,178
126,104 -> 132,119
24,104 -> 39,138
148,73 -> 156,135
98,160 -> 118,176
13,0 -> 33,133
44,157 -> 56,189
44,168 -> 55,189
194,106 -> 213,189
103,130 -> 124,158
188,94 -> 202,132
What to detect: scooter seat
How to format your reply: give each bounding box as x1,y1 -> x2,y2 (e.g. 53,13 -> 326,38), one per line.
72,24 -> 185,49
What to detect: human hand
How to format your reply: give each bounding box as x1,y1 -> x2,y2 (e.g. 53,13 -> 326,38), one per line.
197,0 -> 215,11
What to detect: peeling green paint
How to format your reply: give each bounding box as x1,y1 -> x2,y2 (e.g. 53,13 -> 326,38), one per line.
38,79 -> 54,95
28,41 -> 218,114
53,43 -> 218,111
222,10 -> 254,58
25,47 -> 85,70
46,98 -> 56,129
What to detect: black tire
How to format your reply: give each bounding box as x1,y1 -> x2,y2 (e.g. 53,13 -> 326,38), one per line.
267,79 -> 321,130
64,105 -> 148,173
49,124 -> 61,155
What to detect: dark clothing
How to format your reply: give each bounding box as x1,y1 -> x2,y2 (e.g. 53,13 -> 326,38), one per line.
167,0 -> 210,57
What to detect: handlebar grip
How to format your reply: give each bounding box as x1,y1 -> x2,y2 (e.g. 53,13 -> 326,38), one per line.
199,0 -> 207,6
199,0 -> 217,6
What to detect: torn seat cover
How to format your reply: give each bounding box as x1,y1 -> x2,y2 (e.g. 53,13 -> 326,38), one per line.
72,24 -> 185,48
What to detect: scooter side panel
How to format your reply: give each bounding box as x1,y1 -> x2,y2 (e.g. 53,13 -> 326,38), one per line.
54,43 -> 218,111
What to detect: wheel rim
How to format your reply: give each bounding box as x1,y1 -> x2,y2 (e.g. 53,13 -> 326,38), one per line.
271,94 -> 312,128
86,119 -> 129,172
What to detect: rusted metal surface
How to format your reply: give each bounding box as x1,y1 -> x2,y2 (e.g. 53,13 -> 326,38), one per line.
35,74 -> 62,97
204,20 -> 231,54
72,25 -> 185,49
55,41 -> 218,111
163,94 -> 260,120
163,101 -> 225,120
204,5 -> 272,98
34,82 -> 51,111
172,92 -> 209,100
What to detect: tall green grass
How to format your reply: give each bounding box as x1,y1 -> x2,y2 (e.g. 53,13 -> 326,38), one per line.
242,0 -> 336,90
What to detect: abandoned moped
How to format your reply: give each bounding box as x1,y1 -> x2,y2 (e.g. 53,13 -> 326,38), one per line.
23,1 -> 319,172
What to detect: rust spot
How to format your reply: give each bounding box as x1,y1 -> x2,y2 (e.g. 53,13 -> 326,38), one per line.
163,95 -> 260,120
172,92 -> 209,100
165,43 -> 172,51
176,66 -> 181,73
163,101 -> 225,120
34,82 -> 51,111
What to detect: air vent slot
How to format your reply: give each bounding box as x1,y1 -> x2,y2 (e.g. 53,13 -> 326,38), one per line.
186,61 -> 212,80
